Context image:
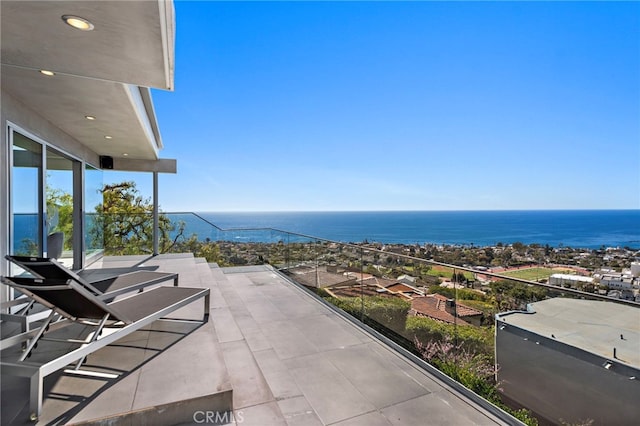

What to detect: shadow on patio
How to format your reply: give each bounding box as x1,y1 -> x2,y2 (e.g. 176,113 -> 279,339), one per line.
2,254 -> 517,425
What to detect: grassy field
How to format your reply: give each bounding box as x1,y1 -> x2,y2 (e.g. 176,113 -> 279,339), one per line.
426,265 -> 475,280
412,264 -> 576,283
500,267 -> 573,282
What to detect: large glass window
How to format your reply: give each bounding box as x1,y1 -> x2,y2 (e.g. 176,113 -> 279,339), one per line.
45,147 -> 74,265
9,130 -> 85,268
11,133 -> 43,256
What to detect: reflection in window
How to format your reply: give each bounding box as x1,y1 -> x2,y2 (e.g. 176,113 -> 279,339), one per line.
85,164 -> 104,261
46,147 -> 73,261
12,133 -> 42,256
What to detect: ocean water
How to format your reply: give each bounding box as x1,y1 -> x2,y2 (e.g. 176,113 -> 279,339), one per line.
13,210 -> 640,250
197,210 -> 640,249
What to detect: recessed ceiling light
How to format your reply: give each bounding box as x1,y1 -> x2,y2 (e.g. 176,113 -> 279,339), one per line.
40,70 -> 55,76
85,115 -> 96,120
104,135 -> 113,140
123,153 -> 129,156
62,15 -> 94,31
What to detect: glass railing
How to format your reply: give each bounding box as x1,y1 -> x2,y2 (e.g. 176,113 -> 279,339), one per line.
98,211 -> 639,426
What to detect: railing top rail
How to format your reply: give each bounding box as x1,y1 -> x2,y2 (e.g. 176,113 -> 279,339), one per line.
168,212 -> 224,231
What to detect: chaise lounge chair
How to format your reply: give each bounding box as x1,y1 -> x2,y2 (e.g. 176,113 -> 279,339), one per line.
6,255 -> 179,299
0,274 -> 209,421
2,255 -> 180,346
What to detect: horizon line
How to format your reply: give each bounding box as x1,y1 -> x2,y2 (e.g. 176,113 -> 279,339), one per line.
181,208 -> 640,214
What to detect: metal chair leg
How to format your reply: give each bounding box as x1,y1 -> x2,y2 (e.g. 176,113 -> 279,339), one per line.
19,310 -> 57,362
73,314 -> 111,370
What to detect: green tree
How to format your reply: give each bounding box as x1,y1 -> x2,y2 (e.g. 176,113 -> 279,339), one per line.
499,248 -> 513,266
90,181 -> 228,263
91,182 -> 175,254
452,271 -> 467,284
16,185 -> 74,255
46,186 -> 73,250
489,279 -> 548,311
172,236 -> 225,264
89,181 -> 220,259
512,241 -> 526,254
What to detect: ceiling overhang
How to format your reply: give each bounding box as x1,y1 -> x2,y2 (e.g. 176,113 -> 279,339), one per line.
1,0 -> 176,163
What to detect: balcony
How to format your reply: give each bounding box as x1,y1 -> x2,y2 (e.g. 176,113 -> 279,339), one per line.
3,212 -> 638,425
1,252 -> 517,425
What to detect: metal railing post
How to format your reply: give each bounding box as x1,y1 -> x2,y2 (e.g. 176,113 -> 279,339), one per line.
360,247 -> 365,321
153,172 -> 159,255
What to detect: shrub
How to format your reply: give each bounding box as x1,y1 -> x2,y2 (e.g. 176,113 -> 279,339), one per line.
415,338 -> 497,400
325,296 -> 411,335
406,316 -> 494,356
415,338 -> 538,426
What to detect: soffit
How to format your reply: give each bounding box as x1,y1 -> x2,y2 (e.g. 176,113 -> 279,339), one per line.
2,65 -> 153,159
1,0 -> 174,89
0,0 -> 175,161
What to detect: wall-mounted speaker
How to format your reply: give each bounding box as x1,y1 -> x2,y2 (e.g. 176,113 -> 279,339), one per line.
99,155 -> 113,170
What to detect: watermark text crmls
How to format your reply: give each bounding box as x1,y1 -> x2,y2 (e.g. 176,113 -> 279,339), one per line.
193,410 -> 244,424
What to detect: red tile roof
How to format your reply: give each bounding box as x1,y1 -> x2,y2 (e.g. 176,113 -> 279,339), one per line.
430,294 -> 483,318
410,294 -> 481,326
385,283 -> 420,294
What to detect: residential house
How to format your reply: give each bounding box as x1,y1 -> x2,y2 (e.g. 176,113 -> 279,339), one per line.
410,294 -> 483,326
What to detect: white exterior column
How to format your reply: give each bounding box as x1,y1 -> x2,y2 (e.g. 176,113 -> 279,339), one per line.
153,172 -> 159,256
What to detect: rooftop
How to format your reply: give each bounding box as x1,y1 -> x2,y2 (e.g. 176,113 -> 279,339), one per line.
549,273 -> 593,282
411,295 -> 483,326
496,298 -> 640,369
2,254 -> 514,425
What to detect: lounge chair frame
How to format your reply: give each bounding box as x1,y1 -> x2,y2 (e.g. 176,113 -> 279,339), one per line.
2,255 -> 179,348
0,275 -> 209,421
5,255 -> 179,298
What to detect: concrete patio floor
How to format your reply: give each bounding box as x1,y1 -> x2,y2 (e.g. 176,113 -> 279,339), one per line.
1,254 -> 516,425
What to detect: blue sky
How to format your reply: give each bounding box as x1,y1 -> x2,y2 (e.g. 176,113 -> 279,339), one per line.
146,1 -> 639,212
